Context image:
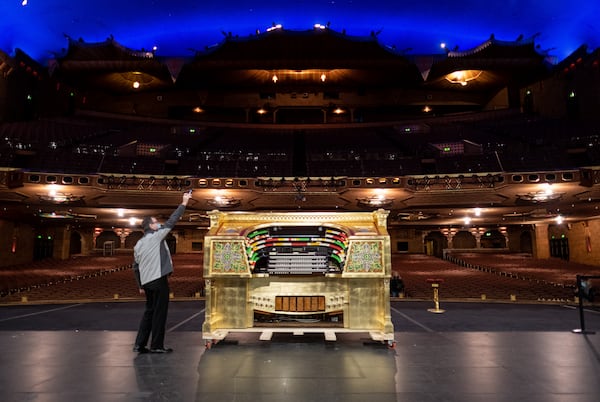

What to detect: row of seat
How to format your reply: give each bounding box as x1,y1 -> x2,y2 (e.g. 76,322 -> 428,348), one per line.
2,252 -> 599,303
394,253 -> 600,302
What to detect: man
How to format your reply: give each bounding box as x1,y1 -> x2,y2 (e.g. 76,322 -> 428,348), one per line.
390,272 -> 405,298
132,191 -> 192,353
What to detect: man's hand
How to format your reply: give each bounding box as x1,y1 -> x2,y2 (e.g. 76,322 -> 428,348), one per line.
182,191 -> 192,205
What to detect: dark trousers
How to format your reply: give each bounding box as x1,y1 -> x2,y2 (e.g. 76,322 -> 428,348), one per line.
135,276 -> 170,349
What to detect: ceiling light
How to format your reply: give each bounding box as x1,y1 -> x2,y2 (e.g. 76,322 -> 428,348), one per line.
357,194 -> 393,208
445,70 -> 482,86
207,195 -> 241,208
38,189 -> 84,204
266,24 -> 282,32
517,190 -> 564,203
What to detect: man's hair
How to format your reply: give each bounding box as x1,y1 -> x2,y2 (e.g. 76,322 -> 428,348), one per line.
141,216 -> 154,231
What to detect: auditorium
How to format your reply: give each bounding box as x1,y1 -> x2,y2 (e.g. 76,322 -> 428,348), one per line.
0,1 -> 599,401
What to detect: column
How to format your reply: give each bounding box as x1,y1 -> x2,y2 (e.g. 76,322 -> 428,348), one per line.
532,223 -> 550,259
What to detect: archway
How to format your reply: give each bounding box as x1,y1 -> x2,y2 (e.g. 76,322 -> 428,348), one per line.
453,230 -> 476,249
96,231 -> 120,250
423,231 -> 447,257
125,231 -> 143,249
519,230 -> 533,253
480,229 -> 506,248
69,231 -> 82,255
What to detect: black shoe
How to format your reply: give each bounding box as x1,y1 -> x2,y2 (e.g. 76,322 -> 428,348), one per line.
133,345 -> 149,354
150,347 -> 173,353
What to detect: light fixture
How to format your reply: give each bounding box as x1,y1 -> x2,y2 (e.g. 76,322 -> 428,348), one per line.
332,106 -> 345,114
38,186 -> 84,204
207,195 -> 241,208
397,211 -> 435,221
37,211 -> 96,219
320,73 -> 326,82
266,24 -> 282,32
272,74 -> 278,83
357,194 -> 393,208
517,184 -> 564,203
445,70 -> 482,86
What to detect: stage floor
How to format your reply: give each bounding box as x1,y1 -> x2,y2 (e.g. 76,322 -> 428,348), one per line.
0,301 -> 599,402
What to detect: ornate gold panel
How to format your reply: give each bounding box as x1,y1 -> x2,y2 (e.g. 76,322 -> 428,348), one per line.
202,209 -> 393,342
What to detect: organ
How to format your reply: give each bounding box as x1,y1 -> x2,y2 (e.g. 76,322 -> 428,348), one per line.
202,209 -> 394,345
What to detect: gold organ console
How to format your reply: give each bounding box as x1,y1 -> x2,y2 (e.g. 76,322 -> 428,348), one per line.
202,209 -> 395,346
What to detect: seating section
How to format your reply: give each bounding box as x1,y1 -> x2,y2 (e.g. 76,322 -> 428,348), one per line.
393,253 -> 600,302
2,252 -> 598,304
0,254 -> 204,303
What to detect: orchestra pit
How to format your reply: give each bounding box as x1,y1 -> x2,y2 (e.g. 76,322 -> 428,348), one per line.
1,1 -> 600,401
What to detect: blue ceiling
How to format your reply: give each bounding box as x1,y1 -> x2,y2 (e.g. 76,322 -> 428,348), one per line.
2,0 -> 599,64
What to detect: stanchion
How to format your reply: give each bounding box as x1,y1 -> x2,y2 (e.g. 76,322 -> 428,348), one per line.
426,278 -> 445,313
572,275 -> 597,334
